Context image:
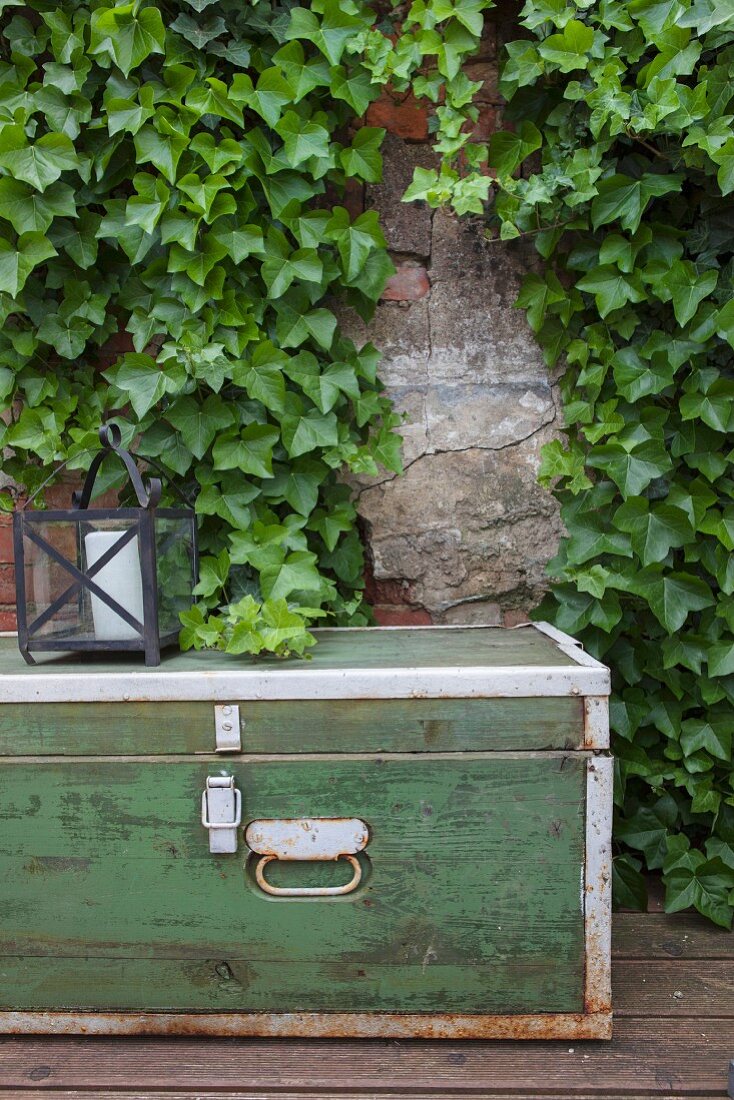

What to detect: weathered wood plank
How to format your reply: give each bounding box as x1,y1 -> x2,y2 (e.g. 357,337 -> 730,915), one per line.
613,912 -> 734,959
0,1018 -> 729,1093
0,756 -> 587,1015
0,626 -> 575,676
3,1095 -> 724,1100
613,960 -> 734,1017
0,696 -> 585,756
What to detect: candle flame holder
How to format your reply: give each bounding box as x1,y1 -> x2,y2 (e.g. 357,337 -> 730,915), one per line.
13,423 -> 198,667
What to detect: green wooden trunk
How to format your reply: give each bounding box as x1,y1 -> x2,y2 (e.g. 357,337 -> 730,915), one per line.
0,623 -> 612,1039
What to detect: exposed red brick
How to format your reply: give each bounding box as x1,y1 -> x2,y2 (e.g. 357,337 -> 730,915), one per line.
366,92 -> 429,142
96,327 -> 135,370
503,609 -> 531,627
0,607 -> 16,631
374,606 -> 433,626
369,577 -> 414,605
0,563 -> 14,604
469,105 -> 498,143
465,62 -> 501,104
0,518 -> 13,564
381,261 -> 430,301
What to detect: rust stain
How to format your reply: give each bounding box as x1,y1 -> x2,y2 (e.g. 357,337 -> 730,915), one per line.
584,916 -> 612,1015
0,1010 -> 614,1040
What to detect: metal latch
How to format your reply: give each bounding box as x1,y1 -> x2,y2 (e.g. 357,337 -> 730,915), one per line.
214,704 -> 241,752
201,775 -> 242,854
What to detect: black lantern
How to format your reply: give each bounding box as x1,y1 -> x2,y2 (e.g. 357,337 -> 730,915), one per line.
13,424 -> 198,667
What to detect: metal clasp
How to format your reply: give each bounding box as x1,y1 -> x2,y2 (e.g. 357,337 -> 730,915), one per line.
214,704 -> 241,752
201,775 -> 242,854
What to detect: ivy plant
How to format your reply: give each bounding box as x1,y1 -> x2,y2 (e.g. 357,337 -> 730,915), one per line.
0,0 -> 405,654
406,0 -> 734,925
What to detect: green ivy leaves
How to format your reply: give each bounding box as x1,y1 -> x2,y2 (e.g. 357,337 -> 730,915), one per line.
469,0 -> 734,926
0,0 -> 403,659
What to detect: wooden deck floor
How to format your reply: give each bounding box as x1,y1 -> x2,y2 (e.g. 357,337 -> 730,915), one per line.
0,907 -> 731,1099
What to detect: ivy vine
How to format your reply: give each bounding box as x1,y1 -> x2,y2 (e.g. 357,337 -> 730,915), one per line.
408,0 -> 734,925
0,0 -> 408,654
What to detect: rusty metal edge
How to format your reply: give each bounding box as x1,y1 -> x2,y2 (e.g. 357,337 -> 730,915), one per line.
583,696 -> 610,750
0,1011 -> 613,1040
584,756 -> 613,1017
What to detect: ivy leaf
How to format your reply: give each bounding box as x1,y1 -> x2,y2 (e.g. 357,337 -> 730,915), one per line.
134,124 -> 188,186
0,178 -> 75,235
285,3 -> 367,66
0,232 -> 56,297
260,549 -> 324,600
258,598 -> 316,652
90,3 -> 166,77
587,439 -> 672,496
633,570 -> 715,632
0,128 -> 77,193
616,794 -> 678,869
664,840 -> 733,929
261,247 -> 323,299
665,261 -> 718,326
330,65 -> 375,114
612,853 -> 648,910
105,89 -> 156,136
537,20 -> 594,71
591,173 -> 683,233
612,346 -> 676,400
231,69 -> 292,128
50,211 -> 100,269
680,377 -> 734,433
207,218 -> 261,264
232,346 -> 287,418
37,312 -> 93,358
613,497 -> 693,565
193,549 -> 230,600
103,353 -> 166,419
181,0 -> 221,10
488,122 -> 542,176
212,424 -> 279,478
340,127 -> 384,183
680,718 -> 732,762
281,408 -> 339,457
515,271 -> 566,332
195,471 -> 260,529
35,86 -> 92,141
708,644 -> 734,678
170,12 -> 226,47
276,111 -> 331,167
165,394 -> 234,459
576,265 -> 646,316
136,420 -> 193,477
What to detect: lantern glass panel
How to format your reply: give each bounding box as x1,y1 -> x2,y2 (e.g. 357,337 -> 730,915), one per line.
21,515 -> 143,645
155,514 -> 197,637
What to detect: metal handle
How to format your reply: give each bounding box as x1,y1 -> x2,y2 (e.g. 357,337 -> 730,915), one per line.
254,853 -> 363,897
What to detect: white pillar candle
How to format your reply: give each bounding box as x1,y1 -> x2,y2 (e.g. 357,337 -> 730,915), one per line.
84,531 -> 145,641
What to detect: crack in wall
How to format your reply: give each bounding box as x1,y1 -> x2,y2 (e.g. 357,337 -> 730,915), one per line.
355,403 -> 558,498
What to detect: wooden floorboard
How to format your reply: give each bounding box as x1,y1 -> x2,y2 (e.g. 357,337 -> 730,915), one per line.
0,910 -> 731,1098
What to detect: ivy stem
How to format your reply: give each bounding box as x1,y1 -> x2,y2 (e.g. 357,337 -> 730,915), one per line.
484,219 -> 574,242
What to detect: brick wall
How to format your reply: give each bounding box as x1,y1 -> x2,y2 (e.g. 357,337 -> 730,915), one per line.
345,6 -> 562,627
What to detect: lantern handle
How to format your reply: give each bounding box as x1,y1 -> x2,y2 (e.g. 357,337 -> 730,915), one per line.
72,424 -> 161,511
19,424 -> 193,511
